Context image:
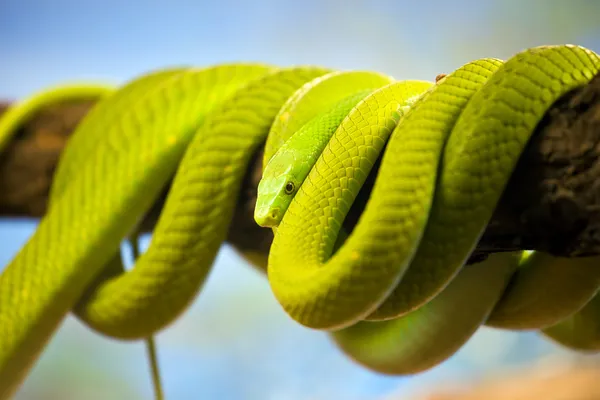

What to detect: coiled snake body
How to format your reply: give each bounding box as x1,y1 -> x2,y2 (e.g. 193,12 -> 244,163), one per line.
0,44 -> 599,397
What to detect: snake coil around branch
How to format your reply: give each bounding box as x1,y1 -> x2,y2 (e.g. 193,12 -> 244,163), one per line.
0,44 -> 599,398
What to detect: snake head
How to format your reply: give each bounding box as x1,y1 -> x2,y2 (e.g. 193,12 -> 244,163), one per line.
254,149 -> 302,228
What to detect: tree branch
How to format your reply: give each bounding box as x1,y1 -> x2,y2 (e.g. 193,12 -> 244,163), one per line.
1,72 -> 600,267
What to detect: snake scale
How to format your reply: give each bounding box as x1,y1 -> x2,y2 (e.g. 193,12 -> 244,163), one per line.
0,44 -> 599,397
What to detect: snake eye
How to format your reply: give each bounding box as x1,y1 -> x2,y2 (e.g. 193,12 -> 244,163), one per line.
284,182 -> 295,194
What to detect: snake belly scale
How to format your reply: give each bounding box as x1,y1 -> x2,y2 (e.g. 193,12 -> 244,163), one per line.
0,44 -> 598,396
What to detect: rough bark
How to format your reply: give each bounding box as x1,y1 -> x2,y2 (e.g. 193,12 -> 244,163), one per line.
1,72 -> 600,266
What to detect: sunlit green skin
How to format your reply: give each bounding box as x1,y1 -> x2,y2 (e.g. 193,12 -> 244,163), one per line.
0,65 -> 332,397
255,88 -> 378,227
0,45 -> 600,397
260,45 -> 600,372
263,70 -> 395,166
256,69 -> 396,239
256,82 -> 427,228
0,80 -> 171,398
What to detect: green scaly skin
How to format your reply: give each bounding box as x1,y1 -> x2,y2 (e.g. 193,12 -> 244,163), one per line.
0,45 -> 598,397
256,88 -> 387,226
260,45 -> 600,371
0,65 -> 331,398
0,81 -> 173,398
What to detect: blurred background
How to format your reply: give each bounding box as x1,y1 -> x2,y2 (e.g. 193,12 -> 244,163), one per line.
1,0 -> 600,399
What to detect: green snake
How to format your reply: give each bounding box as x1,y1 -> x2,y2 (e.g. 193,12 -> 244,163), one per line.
0,44 -> 599,397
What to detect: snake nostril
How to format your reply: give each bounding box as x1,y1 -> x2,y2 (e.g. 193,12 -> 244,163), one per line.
254,208 -> 279,227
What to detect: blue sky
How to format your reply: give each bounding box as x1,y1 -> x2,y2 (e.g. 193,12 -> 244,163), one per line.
1,1 -> 599,399
3,0 -> 599,99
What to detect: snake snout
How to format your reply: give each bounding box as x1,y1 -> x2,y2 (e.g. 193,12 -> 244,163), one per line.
255,207 -> 280,228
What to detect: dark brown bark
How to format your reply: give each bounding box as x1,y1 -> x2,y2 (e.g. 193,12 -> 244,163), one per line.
1,73 -> 600,267
476,73 -> 600,259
